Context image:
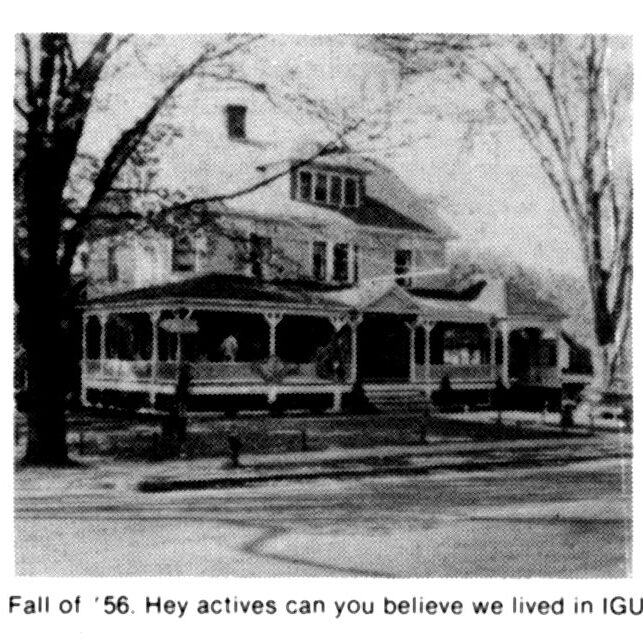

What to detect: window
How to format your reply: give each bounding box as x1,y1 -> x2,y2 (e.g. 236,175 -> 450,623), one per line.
299,171 -> 312,201
314,173 -> 328,202
344,177 -> 358,207
352,244 -> 359,283
225,104 -> 247,140
172,234 -> 196,273
330,175 -> 342,205
312,241 -> 327,281
249,234 -> 272,280
294,169 -> 360,208
333,243 -> 349,282
394,249 -> 413,286
107,242 -> 118,283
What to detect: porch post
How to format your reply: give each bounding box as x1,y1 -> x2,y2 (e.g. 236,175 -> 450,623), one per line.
99,312 -> 108,377
149,310 -> 161,408
489,322 -> 497,380
406,320 -> 418,383
556,324 -> 564,385
417,319 -> 434,396
80,313 -> 89,405
348,314 -> 362,383
500,319 -> 510,387
264,312 -> 283,357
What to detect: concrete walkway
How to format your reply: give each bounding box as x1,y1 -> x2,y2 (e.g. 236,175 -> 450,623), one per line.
136,430 -> 629,491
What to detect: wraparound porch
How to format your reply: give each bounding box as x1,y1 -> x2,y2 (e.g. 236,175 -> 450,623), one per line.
80,305 -> 563,412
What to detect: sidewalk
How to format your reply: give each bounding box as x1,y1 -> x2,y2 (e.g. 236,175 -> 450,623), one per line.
15,423 -> 631,498
136,430 -> 628,492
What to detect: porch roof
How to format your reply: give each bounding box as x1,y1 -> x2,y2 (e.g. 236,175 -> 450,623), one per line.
85,273 -> 563,324
469,278 -> 567,321
86,272 -> 353,312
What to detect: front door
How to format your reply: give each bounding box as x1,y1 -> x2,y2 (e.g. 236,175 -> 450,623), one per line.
357,314 -> 411,382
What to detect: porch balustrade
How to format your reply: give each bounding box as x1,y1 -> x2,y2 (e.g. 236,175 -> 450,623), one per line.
422,363 -> 498,382
522,366 -> 560,387
83,359 -> 332,384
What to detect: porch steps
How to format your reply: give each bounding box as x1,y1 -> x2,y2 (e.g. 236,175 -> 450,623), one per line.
365,388 -> 429,414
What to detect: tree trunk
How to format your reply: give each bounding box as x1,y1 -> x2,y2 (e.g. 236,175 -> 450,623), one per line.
21,290 -> 71,465
20,137 -> 73,465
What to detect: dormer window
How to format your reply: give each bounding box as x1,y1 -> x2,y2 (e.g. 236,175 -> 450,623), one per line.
294,167 -> 360,208
344,177 -> 358,207
299,171 -> 312,200
329,175 -> 342,205
225,104 -> 247,140
314,173 -> 328,202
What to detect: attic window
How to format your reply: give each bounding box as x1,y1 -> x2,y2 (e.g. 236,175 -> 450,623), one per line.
225,104 -> 247,140
294,168 -> 360,208
172,234 -> 197,273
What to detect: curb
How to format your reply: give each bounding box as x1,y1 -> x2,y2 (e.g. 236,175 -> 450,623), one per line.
137,451 -> 624,493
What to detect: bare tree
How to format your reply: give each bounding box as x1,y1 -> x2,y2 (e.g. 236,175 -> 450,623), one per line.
371,34 -> 632,391
14,33 -> 264,464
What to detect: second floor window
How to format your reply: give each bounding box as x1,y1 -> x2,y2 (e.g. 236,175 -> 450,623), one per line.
394,249 -> 413,286
249,233 -> 272,279
172,234 -> 196,273
107,242 -> 118,283
333,243 -> 349,283
353,244 -> 359,283
312,241 -> 327,281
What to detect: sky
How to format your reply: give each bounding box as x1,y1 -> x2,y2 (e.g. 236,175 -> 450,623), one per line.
65,34 -> 632,278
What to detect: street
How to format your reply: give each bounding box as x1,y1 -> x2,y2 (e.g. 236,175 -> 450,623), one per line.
15,456 -> 631,577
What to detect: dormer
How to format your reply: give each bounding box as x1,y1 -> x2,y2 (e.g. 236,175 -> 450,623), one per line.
291,164 -> 362,209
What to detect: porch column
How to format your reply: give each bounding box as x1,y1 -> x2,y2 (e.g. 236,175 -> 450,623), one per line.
489,321 -> 497,380
80,313 -> 89,405
348,314 -> 363,383
99,312 -> 108,377
264,312 -> 283,357
149,310 -> 161,408
405,320 -> 418,383
175,308 -> 194,363
500,319 -> 510,387
556,325 -> 565,384
419,319 -> 435,389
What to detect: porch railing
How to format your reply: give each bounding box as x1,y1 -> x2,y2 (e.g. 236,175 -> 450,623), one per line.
83,360 -> 327,384
417,364 -> 497,381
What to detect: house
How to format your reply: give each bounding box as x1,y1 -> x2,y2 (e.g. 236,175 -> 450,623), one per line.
79,96 -> 569,413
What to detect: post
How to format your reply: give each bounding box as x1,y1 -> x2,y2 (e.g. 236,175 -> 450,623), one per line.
556,325 -> 565,385
500,319 -> 510,388
489,322 -> 497,380
80,313 -> 89,405
348,314 -> 362,383
150,310 -> 161,408
418,319 -> 434,393
406,320 -> 417,383
264,312 -> 283,358
99,312 -> 108,377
